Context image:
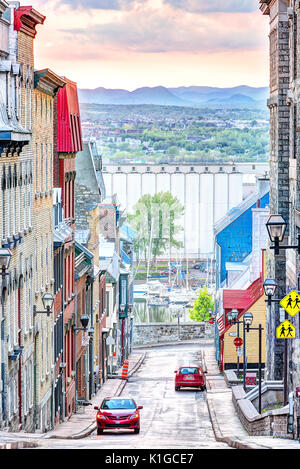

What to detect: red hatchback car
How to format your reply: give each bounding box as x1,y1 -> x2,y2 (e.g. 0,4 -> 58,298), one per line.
174,366 -> 206,391
94,397 -> 143,435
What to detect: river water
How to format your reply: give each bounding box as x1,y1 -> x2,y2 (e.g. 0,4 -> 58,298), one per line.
133,300 -> 192,324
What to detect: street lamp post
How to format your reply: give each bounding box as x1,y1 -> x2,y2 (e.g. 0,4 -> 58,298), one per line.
263,278 -> 288,406
0,248 -> 12,423
120,304 -> 126,364
74,314 -> 89,410
227,310 -> 254,391
227,310 -> 244,379
244,314 -> 264,414
32,292 -> 54,428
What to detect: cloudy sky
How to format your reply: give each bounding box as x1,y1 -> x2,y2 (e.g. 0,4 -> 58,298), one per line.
29,0 -> 269,90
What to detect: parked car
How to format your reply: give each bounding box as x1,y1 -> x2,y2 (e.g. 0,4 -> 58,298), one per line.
174,366 -> 206,391
192,262 -> 206,271
94,397 -> 143,435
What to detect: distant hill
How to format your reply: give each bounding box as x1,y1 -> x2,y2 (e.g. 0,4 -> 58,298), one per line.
78,85 -> 269,108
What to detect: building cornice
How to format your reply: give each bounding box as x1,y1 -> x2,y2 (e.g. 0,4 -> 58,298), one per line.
14,6 -> 45,38
34,69 -> 66,96
0,0 -> 8,16
259,0 -> 271,15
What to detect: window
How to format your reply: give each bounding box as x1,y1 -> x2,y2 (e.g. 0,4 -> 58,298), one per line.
121,279 -> 127,305
106,291 -> 109,316
45,144 -> 48,191
40,144 -> 43,193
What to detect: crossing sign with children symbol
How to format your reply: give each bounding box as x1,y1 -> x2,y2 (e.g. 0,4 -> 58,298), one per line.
276,320 -> 296,339
280,290 -> 300,317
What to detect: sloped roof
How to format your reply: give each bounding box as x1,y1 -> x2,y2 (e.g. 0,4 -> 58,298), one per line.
214,185 -> 269,236
217,275 -> 264,337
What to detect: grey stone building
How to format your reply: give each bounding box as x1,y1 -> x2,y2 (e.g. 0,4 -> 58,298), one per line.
260,0 -> 300,423
259,0 -> 290,384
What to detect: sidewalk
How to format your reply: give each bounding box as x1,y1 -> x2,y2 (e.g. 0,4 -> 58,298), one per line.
0,351 -> 146,448
203,347 -> 300,449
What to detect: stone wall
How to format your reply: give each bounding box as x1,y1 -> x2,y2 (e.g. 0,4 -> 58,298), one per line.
232,385 -> 292,438
132,322 -> 213,346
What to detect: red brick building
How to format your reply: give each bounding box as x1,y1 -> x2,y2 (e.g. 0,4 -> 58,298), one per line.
53,79 -> 82,419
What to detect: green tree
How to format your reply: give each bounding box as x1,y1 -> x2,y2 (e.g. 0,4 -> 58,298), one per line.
127,192 -> 184,267
189,287 -> 214,322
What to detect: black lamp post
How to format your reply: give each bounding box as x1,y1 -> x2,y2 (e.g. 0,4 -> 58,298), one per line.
120,304 -> 126,363
74,314 -> 90,409
244,312 -> 264,414
264,277 -> 288,406
227,309 -> 240,372
0,248 -> 12,423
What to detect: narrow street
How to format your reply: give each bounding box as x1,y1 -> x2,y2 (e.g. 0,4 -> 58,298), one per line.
38,343 -> 229,449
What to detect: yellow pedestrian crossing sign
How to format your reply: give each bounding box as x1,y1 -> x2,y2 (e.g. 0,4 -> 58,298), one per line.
280,290 -> 300,317
276,320 -> 295,339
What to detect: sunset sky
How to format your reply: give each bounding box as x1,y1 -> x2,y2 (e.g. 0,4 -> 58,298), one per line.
29,0 -> 270,90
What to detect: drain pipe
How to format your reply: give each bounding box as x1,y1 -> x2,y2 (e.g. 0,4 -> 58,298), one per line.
288,391 -> 294,434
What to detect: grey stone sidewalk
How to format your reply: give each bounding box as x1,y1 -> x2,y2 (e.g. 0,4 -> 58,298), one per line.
203,347 -> 300,449
0,351 -> 146,448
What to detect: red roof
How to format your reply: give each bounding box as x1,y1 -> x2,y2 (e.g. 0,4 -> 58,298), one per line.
56,79 -> 83,154
217,275 -> 264,337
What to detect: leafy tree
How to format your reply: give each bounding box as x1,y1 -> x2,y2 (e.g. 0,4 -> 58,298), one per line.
189,287 -> 214,322
127,192 -> 184,267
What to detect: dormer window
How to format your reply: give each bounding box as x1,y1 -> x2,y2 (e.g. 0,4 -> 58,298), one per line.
190,167 -> 194,172
219,167 -> 223,172
161,167 -> 165,172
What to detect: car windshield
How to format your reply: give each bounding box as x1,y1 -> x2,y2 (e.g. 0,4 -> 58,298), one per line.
180,367 -> 199,375
101,399 -> 136,410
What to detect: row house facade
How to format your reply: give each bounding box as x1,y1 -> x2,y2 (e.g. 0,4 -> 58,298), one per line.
32,69 -> 65,431
0,2 -> 45,432
75,142 -> 107,397
53,78 -> 83,419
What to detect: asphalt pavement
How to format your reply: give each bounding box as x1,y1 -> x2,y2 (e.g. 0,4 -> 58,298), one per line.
1,340 -> 300,450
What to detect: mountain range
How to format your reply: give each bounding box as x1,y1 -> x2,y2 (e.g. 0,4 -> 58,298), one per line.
78,85 -> 269,108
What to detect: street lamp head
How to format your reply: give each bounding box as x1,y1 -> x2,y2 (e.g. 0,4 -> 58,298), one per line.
266,214 -> 287,243
0,248 -> 12,270
244,312 -> 253,327
263,278 -> 277,297
42,292 -> 54,311
231,309 -> 239,322
79,314 -> 89,330
120,303 -> 126,312
227,311 -> 233,323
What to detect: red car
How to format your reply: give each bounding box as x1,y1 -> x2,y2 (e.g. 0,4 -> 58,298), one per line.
174,366 -> 206,391
94,397 -> 143,435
